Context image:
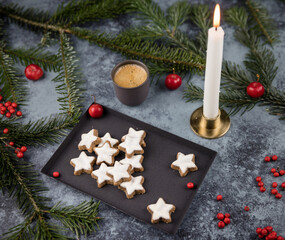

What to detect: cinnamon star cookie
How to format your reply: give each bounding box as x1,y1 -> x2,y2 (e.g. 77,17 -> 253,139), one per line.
70,152 -> 96,175
118,176 -> 145,199
94,141 -> 119,166
171,152 -> 198,177
78,129 -> 101,153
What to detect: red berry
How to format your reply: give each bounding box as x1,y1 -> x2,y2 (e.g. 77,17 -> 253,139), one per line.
256,176 -> 262,182
1,106 -> 6,112
271,155 -> 278,161
4,101 -> 11,107
264,156 -> 271,162
225,213 -> 230,218
17,151 -> 24,158
11,102 -> 17,108
271,189 -> 278,195
3,128 -> 8,134
217,213 -> 224,220
6,112 -> 11,118
53,171 -> 60,178
244,206 -> 250,211
25,64 -> 44,80
216,195 -> 223,201
275,193 -> 282,199
20,146 -> 27,152
0,111 -> 5,115
224,217 -> 230,224
0,95 -> 2,101
218,221 -> 225,229
273,172 -> 280,177
187,182 -> 194,189
88,104 -> 103,118
9,142 -> 14,146
16,111 -> 22,117
165,74 -> 182,90
266,226 -> 273,233
261,229 -> 268,236
272,182 -> 278,188
277,237 -> 284,240
271,168 -> 276,173
271,232 -> 277,237
280,170 -> 285,176
258,182 -> 264,187
256,228 -> 263,234
260,187 -> 266,192
247,81 -> 265,98
258,234 -> 264,239
281,182 -> 285,188
15,147 -> 20,154
9,108 -> 15,114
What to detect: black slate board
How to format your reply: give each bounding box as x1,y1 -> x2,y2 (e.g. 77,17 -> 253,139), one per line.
41,104 -> 217,234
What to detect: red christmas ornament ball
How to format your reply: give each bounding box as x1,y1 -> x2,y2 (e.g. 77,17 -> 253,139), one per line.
218,221 -> 225,229
247,75 -> 265,98
53,171 -> 60,178
165,73 -> 182,90
88,104 -> 103,118
187,182 -> 194,189
25,64 -> 44,80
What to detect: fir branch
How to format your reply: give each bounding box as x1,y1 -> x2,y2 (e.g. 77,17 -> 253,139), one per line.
3,46 -> 60,72
0,41 -> 28,104
51,0 -> 134,26
0,114 -> 79,146
54,32 -> 83,116
47,200 -> 100,238
245,0 -> 279,45
3,217 -> 35,240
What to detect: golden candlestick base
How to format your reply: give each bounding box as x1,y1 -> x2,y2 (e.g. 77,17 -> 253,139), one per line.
190,107 -> 231,139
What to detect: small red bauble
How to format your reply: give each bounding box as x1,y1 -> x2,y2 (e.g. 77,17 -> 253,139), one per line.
53,171 -> 60,178
271,189 -> 278,195
88,104 -> 103,118
20,146 -> 27,152
256,228 -> 263,234
264,156 -> 271,162
261,229 -> 268,236
11,102 -> 17,108
260,187 -> 266,192
272,182 -> 278,188
165,73 -> 182,90
273,172 -> 280,177
25,64 -> 44,80
224,213 -> 230,218
258,182 -> 264,187
281,182 -> 285,188
275,193 -> 282,199
218,221 -> 225,229
187,182 -> 194,189
247,74 -> 264,98
217,213 -> 224,220
16,111 -> 22,117
3,128 -> 9,134
256,176 -> 262,182
271,155 -> 278,161
266,226 -> 273,233
279,170 -> 285,176
216,195 -> 223,201
224,217 -> 230,225
244,206 -> 250,211
17,151 -> 24,158
271,168 -> 276,173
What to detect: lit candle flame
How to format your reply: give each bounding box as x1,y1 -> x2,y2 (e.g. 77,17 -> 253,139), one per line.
213,4 -> 220,28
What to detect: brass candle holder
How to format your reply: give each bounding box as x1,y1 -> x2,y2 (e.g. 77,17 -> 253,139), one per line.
190,107 -> 231,139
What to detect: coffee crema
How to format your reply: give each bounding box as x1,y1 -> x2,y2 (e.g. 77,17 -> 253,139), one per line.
114,64 -> 147,88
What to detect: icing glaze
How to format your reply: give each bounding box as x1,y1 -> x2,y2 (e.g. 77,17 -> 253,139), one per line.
119,155 -> 144,172
70,152 -> 95,175
119,176 -> 145,197
78,129 -> 100,152
97,132 -> 119,147
171,152 -> 197,176
147,198 -> 175,223
91,163 -> 113,187
94,141 -> 119,165
106,161 -> 131,185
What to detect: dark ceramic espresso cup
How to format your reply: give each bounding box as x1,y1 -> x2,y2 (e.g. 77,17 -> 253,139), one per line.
111,60 -> 150,106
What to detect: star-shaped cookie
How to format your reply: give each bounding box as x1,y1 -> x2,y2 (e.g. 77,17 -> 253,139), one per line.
119,155 -> 144,173
171,152 -> 198,177
78,129 -> 101,153
118,176 -> 145,199
91,163 -> 113,188
94,141 -> 119,166
147,198 -> 176,224
70,152 -> 96,175
106,161 -> 132,186
97,132 -> 119,148
118,127 -> 146,158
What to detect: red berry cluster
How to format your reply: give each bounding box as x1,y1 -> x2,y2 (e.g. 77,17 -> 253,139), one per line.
270,182 -> 284,199
264,155 -> 278,162
256,226 -> 284,239
271,167 -> 285,178
0,90 -> 22,118
217,212 -> 231,229
256,176 -> 266,192
2,128 -> 27,158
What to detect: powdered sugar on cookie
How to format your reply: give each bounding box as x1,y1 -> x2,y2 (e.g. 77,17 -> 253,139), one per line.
70,152 -> 95,175
94,141 -> 119,166
78,129 -> 101,153
106,161 -> 132,185
119,155 -> 144,173
119,176 -> 145,199
171,152 -> 198,177
91,163 -> 113,188
97,132 -> 119,148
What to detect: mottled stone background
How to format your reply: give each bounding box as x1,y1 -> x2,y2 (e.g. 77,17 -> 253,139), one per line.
0,0 -> 285,239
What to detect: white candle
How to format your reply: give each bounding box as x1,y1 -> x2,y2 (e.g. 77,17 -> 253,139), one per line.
203,4 -> 224,119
